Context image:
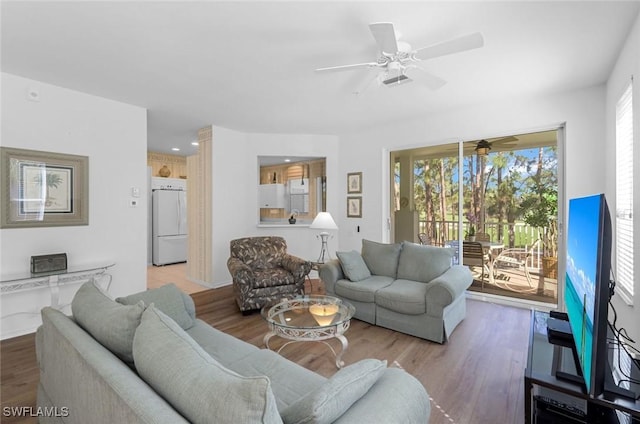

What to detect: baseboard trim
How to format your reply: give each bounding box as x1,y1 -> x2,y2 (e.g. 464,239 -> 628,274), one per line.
465,290 -> 556,312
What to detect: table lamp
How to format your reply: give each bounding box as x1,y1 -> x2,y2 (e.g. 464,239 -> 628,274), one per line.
309,212 -> 338,263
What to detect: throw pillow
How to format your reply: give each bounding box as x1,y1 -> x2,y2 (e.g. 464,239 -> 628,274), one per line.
281,359 -> 387,424
336,250 -> 371,282
361,239 -> 402,278
71,281 -> 145,365
133,305 -> 283,424
396,242 -> 455,283
116,283 -> 195,330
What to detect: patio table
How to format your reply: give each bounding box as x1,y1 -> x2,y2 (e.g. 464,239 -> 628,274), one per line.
446,240 -> 504,284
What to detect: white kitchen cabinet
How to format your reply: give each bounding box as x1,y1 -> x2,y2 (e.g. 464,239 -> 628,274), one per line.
259,184 -> 285,208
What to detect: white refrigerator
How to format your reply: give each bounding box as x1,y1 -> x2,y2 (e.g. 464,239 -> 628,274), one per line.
152,189 -> 187,265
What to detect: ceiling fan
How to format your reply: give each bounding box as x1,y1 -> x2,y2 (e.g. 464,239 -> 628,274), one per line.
474,136 -> 519,155
315,22 -> 484,93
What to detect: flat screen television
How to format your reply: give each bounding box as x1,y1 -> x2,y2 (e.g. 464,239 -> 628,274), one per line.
565,193 -> 612,397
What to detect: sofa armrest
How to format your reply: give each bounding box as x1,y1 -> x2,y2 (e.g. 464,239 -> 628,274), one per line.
227,257 -> 255,285
39,307 -> 188,424
281,254 -> 312,281
424,265 -> 472,307
318,259 -> 344,295
333,368 -> 430,423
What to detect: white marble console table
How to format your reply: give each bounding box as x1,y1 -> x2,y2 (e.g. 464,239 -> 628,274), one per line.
0,263 -> 115,319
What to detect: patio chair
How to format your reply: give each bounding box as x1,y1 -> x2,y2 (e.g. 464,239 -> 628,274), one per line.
417,233 -> 431,245
462,241 -> 492,289
492,239 -> 541,287
475,232 -> 490,242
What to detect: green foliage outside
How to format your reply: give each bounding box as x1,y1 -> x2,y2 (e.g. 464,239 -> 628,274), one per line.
409,146 -> 557,250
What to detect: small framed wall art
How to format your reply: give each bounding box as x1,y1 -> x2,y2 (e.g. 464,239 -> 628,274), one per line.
347,196 -> 362,218
347,172 -> 362,194
0,147 -> 89,228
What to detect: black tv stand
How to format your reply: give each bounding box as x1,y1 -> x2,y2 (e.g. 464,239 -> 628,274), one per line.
605,363 -> 639,401
547,316 -> 574,345
525,310 -> 640,423
545,310 -> 639,401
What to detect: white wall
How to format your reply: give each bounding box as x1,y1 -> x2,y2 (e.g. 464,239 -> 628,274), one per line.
605,12 -> 640,345
334,28 -> 639,342
338,85 -> 606,252
209,127 -> 339,286
0,73 -> 148,339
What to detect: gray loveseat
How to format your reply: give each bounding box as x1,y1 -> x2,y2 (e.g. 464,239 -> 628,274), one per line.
36,281 -> 431,423
319,239 -> 473,343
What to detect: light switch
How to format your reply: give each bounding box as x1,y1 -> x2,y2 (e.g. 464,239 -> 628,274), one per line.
131,187 -> 140,198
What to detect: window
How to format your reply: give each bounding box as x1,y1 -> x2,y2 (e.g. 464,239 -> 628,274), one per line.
615,81 -> 634,301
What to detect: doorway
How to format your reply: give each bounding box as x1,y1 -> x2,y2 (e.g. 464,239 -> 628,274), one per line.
390,129 -> 559,305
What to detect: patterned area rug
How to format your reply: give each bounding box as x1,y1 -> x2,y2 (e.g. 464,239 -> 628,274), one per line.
391,360 -> 456,424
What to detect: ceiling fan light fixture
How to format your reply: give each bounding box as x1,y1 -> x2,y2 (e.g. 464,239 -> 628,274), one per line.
382,74 -> 412,86
475,140 -> 492,156
316,22 -> 484,93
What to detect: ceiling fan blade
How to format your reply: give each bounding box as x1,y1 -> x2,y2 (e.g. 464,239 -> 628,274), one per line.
489,136 -> 518,145
407,66 -> 447,90
413,32 -> 484,61
352,71 -> 380,96
315,62 -> 379,73
369,22 -> 399,55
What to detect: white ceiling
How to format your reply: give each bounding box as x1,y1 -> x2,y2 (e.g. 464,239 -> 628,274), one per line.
2,1 -> 639,156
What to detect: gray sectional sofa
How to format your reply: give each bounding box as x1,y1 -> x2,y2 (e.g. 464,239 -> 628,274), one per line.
36,281 -> 431,423
319,239 -> 473,343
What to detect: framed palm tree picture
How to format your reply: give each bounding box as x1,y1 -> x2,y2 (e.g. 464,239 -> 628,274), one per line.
0,147 -> 88,228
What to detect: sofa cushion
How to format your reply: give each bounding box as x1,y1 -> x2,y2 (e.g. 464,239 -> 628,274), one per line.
133,305 -> 283,424
226,349 -> 326,412
186,320 -> 260,368
397,242 -> 454,283
116,283 -> 195,330
71,281 -> 145,365
361,239 -> 401,278
281,359 -> 387,424
334,276 -> 395,303
375,279 -> 428,315
336,250 -> 371,282
254,268 -> 295,288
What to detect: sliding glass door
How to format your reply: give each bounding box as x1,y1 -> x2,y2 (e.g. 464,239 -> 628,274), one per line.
390,130 -> 559,305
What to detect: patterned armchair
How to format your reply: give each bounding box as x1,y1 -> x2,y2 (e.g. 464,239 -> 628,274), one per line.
227,236 -> 312,314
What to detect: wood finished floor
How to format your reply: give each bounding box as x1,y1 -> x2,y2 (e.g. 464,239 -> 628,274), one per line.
1,275 -> 530,424
147,263 -> 209,294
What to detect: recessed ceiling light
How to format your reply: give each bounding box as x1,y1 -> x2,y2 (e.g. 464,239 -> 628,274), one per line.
171,147 -> 180,151
284,159 -> 291,162
191,141 -> 199,146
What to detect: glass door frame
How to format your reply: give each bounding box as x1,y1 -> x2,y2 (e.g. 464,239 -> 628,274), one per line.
387,125 -> 565,308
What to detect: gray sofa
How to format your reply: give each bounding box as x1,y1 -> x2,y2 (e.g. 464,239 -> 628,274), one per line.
36,281 -> 431,423
319,239 -> 473,343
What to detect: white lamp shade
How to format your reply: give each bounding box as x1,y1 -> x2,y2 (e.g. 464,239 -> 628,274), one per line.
309,212 -> 338,230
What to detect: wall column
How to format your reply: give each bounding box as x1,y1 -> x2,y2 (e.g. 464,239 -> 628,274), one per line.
186,126 -> 213,284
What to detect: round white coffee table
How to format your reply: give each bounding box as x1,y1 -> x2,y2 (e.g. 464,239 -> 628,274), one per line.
261,295 -> 355,368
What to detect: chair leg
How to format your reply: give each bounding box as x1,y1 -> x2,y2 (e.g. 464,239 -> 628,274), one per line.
524,266 -> 533,288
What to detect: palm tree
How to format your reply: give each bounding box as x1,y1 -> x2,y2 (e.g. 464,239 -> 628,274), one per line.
33,171 -> 64,207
